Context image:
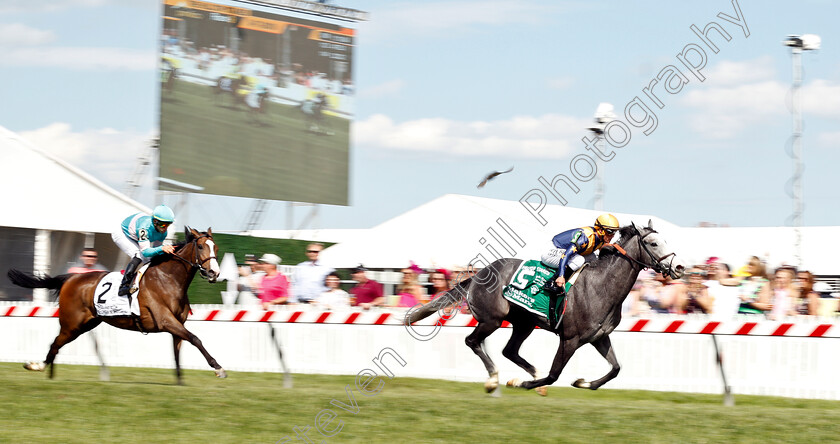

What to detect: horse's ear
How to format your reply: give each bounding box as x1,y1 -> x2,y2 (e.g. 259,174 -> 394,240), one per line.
648,219 -> 653,229
184,226 -> 193,241
207,227 -> 213,236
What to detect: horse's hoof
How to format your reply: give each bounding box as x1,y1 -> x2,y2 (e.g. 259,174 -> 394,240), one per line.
535,386 -> 548,397
506,378 -> 522,388
24,362 -> 45,372
572,378 -> 591,389
484,372 -> 499,392
215,368 -> 227,379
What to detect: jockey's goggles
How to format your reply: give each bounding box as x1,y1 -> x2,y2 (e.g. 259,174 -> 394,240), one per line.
602,228 -> 617,235
153,219 -> 172,228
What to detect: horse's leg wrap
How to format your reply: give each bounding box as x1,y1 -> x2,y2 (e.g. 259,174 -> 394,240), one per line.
119,257 -> 142,296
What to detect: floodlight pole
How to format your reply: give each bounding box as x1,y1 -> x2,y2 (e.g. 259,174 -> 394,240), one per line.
589,128 -> 605,211
588,103 -> 616,211
783,34 -> 819,268
791,47 -> 803,267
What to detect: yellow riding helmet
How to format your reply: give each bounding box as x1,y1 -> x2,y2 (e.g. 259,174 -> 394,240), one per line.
595,213 -> 620,231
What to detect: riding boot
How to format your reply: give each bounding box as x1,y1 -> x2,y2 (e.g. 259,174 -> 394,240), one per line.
543,268 -> 563,328
118,257 -> 142,296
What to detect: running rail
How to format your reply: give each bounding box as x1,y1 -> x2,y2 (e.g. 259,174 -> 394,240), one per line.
2,305 -> 838,338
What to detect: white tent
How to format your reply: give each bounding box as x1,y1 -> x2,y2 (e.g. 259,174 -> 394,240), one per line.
0,125 -> 150,233
319,194 -> 839,277
676,226 -> 840,276
0,126 -> 151,301
318,194 -> 677,270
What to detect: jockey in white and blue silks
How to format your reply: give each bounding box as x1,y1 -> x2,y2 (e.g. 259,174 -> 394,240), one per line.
111,205 -> 176,296
541,213 -> 620,296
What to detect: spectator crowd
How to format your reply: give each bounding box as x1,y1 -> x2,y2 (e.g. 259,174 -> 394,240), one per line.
623,255 -> 839,319
234,243 -> 468,312
234,243 -> 838,319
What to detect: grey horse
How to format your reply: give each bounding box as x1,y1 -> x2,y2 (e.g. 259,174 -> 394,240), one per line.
406,221 -> 685,393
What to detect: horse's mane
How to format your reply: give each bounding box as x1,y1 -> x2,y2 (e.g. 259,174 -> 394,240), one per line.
614,225 -> 638,248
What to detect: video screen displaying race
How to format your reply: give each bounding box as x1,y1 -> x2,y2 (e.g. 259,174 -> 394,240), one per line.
158,0 -> 353,205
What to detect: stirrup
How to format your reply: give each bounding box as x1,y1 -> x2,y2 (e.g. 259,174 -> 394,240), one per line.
118,278 -> 133,296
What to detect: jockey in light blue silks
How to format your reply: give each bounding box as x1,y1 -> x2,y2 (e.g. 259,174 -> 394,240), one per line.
541,213 -> 620,297
111,205 -> 176,296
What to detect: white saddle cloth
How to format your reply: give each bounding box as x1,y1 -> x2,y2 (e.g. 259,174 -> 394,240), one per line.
93,271 -> 141,317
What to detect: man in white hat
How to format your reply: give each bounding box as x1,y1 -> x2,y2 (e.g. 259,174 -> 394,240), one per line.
258,253 -> 289,309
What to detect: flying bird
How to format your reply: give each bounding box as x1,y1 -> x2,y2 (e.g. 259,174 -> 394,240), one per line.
477,166 -> 514,188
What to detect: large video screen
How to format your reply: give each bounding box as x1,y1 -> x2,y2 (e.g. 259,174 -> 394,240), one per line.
158,0 -> 353,205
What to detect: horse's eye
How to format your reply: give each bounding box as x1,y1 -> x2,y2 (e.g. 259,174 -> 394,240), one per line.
650,242 -> 658,247
198,245 -> 203,250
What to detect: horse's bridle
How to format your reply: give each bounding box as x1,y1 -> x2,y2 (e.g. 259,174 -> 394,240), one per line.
171,234 -> 217,279
616,225 -> 678,277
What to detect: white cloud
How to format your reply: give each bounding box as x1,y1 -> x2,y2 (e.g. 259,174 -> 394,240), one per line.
0,23 -> 56,46
703,56 -> 776,86
682,76 -> 840,139
547,76 -> 575,90
0,0 -> 109,14
816,131 -> 840,149
1,46 -> 156,71
802,79 -> 840,119
682,80 -> 786,138
19,123 -> 154,190
680,58 -> 840,139
357,79 -> 405,98
361,0 -> 563,43
0,3 -> 156,71
354,113 -> 589,159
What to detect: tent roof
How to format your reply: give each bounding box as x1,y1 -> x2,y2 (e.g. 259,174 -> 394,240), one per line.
319,194 -> 839,275
319,194 -> 676,270
0,126 -> 151,233
675,226 -> 840,276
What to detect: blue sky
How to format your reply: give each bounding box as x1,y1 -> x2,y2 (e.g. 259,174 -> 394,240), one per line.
1,0 -> 839,230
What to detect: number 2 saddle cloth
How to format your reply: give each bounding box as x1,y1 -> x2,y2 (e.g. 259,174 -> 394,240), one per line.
93,264 -> 148,317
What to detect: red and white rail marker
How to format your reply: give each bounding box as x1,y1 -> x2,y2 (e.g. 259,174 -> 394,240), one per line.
2,306 -> 837,338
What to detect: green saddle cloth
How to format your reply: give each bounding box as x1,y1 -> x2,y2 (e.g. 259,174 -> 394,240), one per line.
502,260 -> 567,319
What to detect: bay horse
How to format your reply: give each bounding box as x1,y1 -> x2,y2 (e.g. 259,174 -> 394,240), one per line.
406,221 -> 685,394
7,227 -> 224,384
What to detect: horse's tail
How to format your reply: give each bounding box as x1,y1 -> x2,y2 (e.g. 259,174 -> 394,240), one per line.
7,269 -> 72,298
404,277 -> 472,325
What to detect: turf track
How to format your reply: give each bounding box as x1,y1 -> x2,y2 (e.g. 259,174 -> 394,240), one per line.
2,362 -> 838,443
159,79 -> 350,205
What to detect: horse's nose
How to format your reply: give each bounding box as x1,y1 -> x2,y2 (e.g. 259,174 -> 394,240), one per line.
673,264 -> 685,279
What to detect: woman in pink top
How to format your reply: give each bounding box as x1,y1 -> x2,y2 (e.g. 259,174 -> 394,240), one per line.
258,254 -> 290,310
396,267 -> 425,307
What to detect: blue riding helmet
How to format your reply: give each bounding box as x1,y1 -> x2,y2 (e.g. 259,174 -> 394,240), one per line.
152,205 -> 175,223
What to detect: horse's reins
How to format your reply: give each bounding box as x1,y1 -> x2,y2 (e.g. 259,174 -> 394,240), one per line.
171,234 -> 216,279
611,226 -> 677,277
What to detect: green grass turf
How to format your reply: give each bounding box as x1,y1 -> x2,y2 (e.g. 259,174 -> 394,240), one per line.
159,79 -> 349,205
2,362 -> 839,443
